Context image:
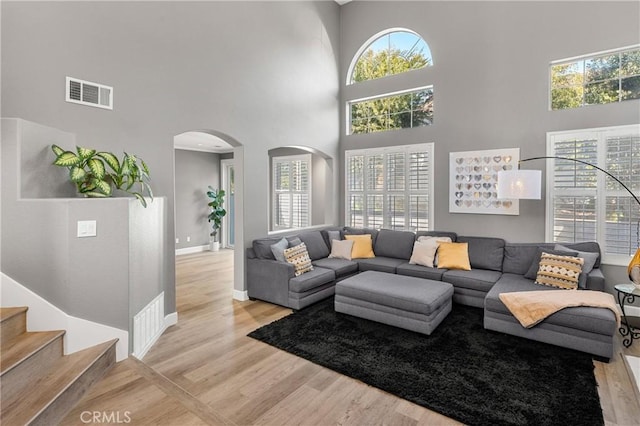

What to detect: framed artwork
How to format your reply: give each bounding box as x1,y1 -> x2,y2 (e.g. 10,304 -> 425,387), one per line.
449,148 -> 520,215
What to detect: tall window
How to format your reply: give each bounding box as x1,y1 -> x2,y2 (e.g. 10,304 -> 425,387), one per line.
349,87 -> 434,135
346,144 -> 434,231
550,45 -> 640,110
547,125 -> 640,262
272,155 -> 311,230
348,30 -> 433,85
346,29 -> 435,136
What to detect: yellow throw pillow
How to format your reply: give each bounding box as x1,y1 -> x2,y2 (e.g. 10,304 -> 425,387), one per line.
344,234 -> 375,259
437,242 -> 471,271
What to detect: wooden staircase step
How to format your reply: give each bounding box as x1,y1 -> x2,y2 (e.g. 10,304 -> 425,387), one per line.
1,339 -> 118,426
1,330 -> 66,405
1,330 -> 65,375
0,306 -> 28,344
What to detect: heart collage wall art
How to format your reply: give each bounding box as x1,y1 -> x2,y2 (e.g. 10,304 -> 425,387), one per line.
449,148 -> 520,215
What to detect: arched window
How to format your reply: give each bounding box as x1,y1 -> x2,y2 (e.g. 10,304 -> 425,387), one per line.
348,29 -> 432,85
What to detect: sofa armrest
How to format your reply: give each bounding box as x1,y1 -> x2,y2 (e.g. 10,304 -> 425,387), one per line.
585,268 -> 605,292
247,257 -> 295,307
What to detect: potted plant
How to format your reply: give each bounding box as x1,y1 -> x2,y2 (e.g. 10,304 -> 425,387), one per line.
207,186 -> 226,251
51,144 -> 153,207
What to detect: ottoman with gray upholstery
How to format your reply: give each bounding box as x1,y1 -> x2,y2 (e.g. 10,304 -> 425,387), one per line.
335,271 -> 454,335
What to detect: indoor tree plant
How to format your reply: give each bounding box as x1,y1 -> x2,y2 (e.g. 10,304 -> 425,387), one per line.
51,144 -> 153,207
207,186 -> 226,251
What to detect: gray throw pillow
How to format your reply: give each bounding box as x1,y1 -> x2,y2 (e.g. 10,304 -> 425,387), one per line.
554,244 -> 599,274
524,247 -> 578,280
327,230 -> 342,242
288,237 -> 302,247
270,237 -> 289,262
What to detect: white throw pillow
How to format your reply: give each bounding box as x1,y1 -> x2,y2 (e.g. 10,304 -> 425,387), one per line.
329,239 -> 354,261
412,236 -> 452,267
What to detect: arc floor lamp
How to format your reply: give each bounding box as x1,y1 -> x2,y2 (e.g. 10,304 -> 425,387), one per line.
497,156 -> 640,283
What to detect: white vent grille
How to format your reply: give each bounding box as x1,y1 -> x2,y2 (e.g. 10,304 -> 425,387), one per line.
66,76 -> 113,110
133,292 -> 165,359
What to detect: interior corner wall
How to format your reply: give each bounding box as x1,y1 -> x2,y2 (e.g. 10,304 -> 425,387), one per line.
174,149 -> 221,249
1,1 -> 341,306
339,1 -> 640,242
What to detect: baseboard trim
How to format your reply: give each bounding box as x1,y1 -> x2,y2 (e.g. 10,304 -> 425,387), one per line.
233,290 -> 249,301
1,272 -> 129,361
165,312 -> 178,327
176,245 -> 209,256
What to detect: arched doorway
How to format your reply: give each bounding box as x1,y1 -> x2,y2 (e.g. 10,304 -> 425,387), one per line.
173,130 -> 246,301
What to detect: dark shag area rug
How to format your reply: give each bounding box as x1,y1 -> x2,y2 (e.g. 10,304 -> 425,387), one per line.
248,298 -> 604,426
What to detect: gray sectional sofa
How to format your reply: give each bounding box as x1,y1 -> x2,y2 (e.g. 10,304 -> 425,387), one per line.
246,226 -> 617,359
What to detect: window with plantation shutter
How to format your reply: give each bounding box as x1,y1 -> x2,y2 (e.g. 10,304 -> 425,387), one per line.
272,155 -> 311,230
345,144 -> 434,231
547,125 -> 640,262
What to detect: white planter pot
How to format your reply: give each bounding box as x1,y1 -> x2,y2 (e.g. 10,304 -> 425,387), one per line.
209,241 -> 220,252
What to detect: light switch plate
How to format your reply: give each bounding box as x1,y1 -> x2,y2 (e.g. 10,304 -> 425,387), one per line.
77,220 -> 97,238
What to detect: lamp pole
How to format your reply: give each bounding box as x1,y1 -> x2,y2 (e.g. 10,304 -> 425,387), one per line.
520,156 -> 640,207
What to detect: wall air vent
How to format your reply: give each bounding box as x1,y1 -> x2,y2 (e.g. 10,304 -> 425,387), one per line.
66,76 -> 113,110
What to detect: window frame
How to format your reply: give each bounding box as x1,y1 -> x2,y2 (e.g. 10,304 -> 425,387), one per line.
345,143 -> 435,232
545,124 -> 640,265
549,44 -> 640,110
271,154 -> 312,231
346,28 -> 433,86
346,86 -> 434,135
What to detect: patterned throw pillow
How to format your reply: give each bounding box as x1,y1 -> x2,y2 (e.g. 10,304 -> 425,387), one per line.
535,252 -> 584,290
284,243 -> 314,277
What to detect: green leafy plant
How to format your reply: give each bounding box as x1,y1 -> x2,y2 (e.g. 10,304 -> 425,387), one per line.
51,144 -> 153,207
207,186 -> 226,240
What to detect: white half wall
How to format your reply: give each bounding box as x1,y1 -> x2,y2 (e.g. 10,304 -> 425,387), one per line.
1,272 -> 129,361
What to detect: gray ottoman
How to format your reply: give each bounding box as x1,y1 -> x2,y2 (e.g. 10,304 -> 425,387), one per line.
335,270 -> 454,335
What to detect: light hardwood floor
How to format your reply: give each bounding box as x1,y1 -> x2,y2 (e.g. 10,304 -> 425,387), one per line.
62,250 -> 640,425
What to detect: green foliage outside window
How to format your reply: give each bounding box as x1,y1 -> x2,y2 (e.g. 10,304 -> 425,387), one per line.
551,48 -> 640,110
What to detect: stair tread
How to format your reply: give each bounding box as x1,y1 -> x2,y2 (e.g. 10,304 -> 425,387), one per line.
1,330 -> 65,376
0,306 -> 28,322
1,339 -> 118,425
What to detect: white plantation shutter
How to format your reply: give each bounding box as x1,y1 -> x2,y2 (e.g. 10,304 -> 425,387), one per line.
548,125 -> 640,261
272,155 -> 311,230
345,144 -> 434,232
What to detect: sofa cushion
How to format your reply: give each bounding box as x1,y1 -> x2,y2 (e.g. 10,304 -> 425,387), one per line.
437,242 -> 471,271
329,239 -> 354,260
344,227 -> 379,246
298,231 -> 330,261
416,230 -> 458,242
253,237 -> 284,260
270,237 -> 289,262
485,274 -> 616,336
554,244 -> 599,274
320,227 -> 344,248
284,243 -> 314,276
534,252 -> 584,290
374,229 -> 416,260
457,236 -> 505,271
503,242 -> 601,275
356,256 -> 406,274
396,263 -> 448,281
442,269 -> 502,293
409,239 -> 441,268
345,234 -> 375,259
524,247 -> 578,280
312,258 -> 359,278
289,267 -> 335,293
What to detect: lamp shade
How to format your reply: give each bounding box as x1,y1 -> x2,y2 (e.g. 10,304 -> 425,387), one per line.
496,170 -> 542,200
